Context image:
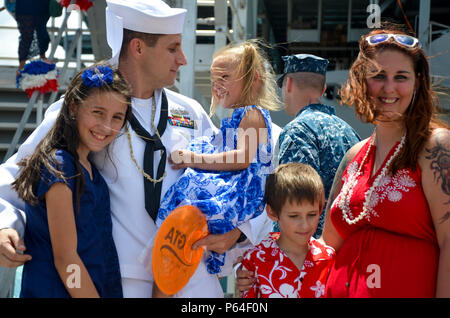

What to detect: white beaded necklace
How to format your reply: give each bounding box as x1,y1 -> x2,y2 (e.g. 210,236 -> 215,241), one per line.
338,133 -> 406,225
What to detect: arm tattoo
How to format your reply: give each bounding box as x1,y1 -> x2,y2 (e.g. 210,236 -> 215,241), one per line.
440,212 -> 450,224
425,130 -> 450,223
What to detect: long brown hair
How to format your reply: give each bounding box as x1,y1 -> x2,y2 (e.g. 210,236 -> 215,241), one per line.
340,22 -> 448,173
12,62 -> 132,207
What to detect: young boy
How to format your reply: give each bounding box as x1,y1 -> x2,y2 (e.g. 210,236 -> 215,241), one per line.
241,163 -> 335,298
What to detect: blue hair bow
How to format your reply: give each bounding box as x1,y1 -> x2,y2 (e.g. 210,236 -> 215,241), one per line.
81,65 -> 114,88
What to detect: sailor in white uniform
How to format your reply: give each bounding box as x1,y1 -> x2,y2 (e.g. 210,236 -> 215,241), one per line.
0,0 -> 272,297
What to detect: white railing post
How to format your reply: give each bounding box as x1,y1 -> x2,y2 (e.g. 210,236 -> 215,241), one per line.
179,0 -> 197,99
214,0 -> 228,52
229,0 -> 246,42
76,10 -> 83,71
418,0 -> 431,53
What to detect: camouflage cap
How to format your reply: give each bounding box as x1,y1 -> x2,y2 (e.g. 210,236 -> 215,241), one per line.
277,54 -> 329,87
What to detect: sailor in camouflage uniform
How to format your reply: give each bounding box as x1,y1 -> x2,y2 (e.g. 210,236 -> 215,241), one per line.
277,54 -> 361,238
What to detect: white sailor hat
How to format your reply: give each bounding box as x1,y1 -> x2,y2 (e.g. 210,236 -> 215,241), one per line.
106,0 -> 187,65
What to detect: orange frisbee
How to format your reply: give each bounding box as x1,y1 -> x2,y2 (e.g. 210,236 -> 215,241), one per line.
152,205 -> 208,295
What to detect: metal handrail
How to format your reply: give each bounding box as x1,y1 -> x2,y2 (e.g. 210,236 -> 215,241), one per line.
47,28 -> 82,106
4,91 -> 40,160
0,25 -> 89,33
430,21 -> 450,37
4,7 -> 84,162
0,18 -> 91,64
430,21 -> 450,30
228,0 -> 245,41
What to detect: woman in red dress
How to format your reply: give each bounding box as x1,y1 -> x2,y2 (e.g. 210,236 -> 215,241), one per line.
322,22 -> 450,297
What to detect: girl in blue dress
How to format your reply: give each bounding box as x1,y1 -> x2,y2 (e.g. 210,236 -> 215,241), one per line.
155,40 -> 281,278
12,63 -> 132,297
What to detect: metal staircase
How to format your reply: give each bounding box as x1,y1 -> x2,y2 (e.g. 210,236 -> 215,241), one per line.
0,67 -> 71,163
0,82 -> 36,160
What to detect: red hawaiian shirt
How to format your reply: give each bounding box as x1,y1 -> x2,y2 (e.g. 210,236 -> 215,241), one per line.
241,232 -> 335,298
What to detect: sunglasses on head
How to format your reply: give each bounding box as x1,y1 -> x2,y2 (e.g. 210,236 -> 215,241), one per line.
365,33 -> 420,48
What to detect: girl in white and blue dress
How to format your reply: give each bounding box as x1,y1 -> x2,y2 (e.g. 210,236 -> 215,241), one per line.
155,40 -> 281,279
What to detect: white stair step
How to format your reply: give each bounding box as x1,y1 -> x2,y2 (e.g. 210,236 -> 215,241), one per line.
0,143 -> 17,151
0,102 -> 48,110
0,122 -> 37,130
197,0 -> 215,6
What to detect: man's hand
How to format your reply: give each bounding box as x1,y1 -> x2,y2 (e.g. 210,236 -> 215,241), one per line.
192,227 -> 241,254
0,228 -> 31,267
234,257 -> 256,297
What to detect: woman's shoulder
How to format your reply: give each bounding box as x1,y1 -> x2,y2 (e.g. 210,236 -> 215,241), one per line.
419,127 -> 449,165
424,127 -> 449,148
345,137 -> 371,162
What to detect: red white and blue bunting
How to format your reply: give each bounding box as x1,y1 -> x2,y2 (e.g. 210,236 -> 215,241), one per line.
16,60 -> 58,98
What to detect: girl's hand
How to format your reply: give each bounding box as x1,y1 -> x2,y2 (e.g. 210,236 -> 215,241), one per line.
169,149 -> 196,169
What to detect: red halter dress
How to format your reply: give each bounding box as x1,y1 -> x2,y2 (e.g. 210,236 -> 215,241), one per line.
326,138 -> 439,297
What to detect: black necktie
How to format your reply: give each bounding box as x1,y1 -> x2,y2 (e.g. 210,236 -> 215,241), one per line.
128,90 -> 168,221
